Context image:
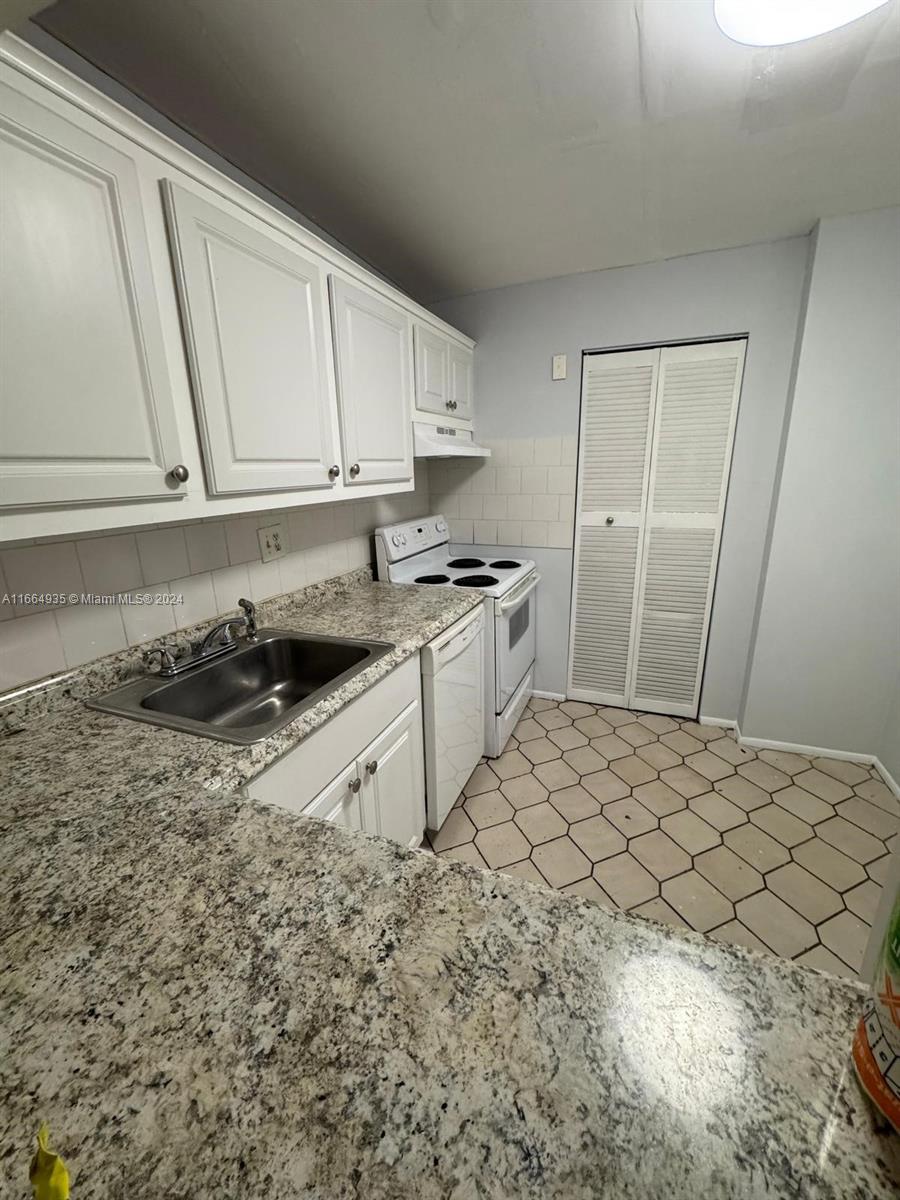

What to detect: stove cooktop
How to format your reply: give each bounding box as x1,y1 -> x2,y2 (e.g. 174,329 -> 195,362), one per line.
453,574 -> 499,588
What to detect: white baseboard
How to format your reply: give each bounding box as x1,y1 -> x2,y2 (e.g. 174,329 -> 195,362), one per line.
698,715 -> 737,730
872,759 -> 900,800
531,689 -> 566,701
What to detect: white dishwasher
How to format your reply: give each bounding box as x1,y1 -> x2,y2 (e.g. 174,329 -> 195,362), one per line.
421,606 -> 485,832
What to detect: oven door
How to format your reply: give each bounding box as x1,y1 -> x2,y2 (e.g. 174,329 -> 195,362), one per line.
493,572 -> 539,713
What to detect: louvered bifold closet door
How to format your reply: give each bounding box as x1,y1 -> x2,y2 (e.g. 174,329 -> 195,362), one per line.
628,340 -> 746,716
567,349 -> 658,705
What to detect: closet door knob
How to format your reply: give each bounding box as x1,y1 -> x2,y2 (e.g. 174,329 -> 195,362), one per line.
328,464 -> 340,480
168,464 -> 189,483
605,516 -> 614,526
349,463 -> 360,478
349,777 -> 361,794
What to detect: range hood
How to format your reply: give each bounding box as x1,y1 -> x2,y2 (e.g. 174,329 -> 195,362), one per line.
413,422 -> 491,458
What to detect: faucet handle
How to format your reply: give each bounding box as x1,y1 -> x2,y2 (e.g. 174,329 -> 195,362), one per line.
143,644 -> 178,675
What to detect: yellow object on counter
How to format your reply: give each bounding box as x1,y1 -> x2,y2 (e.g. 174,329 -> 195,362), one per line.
29,1123 -> 70,1200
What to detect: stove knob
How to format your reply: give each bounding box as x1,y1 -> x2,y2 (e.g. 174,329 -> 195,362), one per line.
391,534 -> 402,547
435,518 -> 447,533
400,534 -> 407,545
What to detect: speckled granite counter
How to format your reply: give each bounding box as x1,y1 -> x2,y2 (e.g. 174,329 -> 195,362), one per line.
1,576 -> 897,1198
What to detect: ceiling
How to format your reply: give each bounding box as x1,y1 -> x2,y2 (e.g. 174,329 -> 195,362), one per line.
30,0 -> 900,302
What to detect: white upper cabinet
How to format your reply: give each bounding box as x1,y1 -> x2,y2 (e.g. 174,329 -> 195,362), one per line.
163,180 -> 337,496
329,276 -> 413,486
413,322 -> 450,416
0,80 -> 185,507
448,342 -> 474,421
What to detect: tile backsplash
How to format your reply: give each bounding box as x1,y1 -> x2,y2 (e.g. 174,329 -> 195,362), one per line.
0,467 -> 430,692
430,436 -> 577,548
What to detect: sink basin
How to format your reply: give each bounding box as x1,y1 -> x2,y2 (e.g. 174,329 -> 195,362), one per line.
86,629 -> 394,744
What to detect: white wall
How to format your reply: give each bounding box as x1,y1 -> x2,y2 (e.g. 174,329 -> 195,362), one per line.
433,237 -> 810,713
880,674 -> 900,783
742,208 -> 900,756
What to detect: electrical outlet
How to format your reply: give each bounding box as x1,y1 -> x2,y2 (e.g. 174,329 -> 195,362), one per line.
552,353 -> 567,381
257,522 -> 285,563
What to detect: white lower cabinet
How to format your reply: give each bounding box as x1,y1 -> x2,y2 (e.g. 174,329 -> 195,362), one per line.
247,657 -> 425,848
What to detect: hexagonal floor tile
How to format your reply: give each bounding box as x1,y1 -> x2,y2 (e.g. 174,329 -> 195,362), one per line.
659,764 -> 711,800
474,821 -> 533,868
683,749 -> 734,783
532,836 -> 592,888
660,729 -> 704,757
631,896 -> 688,929
662,872 -> 733,932
535,707 -> 572,731
765,862 -> 842,924
581,769 -> 631,805
774,785 -> 834,826
737,760 -> 791,793
714,774 -> 771,812
548,785 -> 603,824
750,803 -> 813,849
659,809 -> 719,855
573,715 -> 614,738
818,911 -> 870,973
562,745 -> 608,776
513,717 -> 545,743
793,768 -> 852,804
590,733 -> 633,761
636,712 -> 679,735
815,816 -> 885,865
548,725 -> 589,751
533,759 -> 580,792
694,846 -> 763,902
464,763 -> 500,797
836,796 -> 899,841
736,892 -> 816,958
499,859 -> 546,885
561,876 -> 615,906
635,742 -> 683,772
464,790 -> 515,829
568,814 -> 627,862
560,700 -> 596,719
632,780 -> 686,818
610,754 -> 657,788
724,824 -> 791,873
792,838 -> 866,892
598,707 -> 635,728
688,792 -> 747,832
593,852 -> 658,908
617,722 -> 657,748
811,757 -> 869,787
628,830 -> 691,881
430,809 -> 476,851
514,801 -> 568,845
758,748 -> 812,776
490,749 -> 533,781
604,797 -> 658,838
520,737 -> 563,765
499,773 -> 549,810
441,841 -> 487,869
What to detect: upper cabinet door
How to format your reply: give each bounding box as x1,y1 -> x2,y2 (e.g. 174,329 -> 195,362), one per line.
413,323 -> 450,416
0,81 -> 185,507
448,342 -> 474,420
163,181 -> 337,495
329,277 -> 413,486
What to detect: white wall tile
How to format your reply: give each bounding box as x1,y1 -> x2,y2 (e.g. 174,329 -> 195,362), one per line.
507,438 -> 534,467
137,526 -> 189,584
470,465 -> 496,494
449,519 -> 474,544
482,494 -> 508,520
169,573 -> 217,630
432,493 -> 459,518
120,590 -> 176,646
534,436 -> 562,467
0,611 -> 66,689
547,465 -> 576,495
532,494 -> 560,522
484,438 -> 508,465
247,558 -> 282,602
225,517 -> 263,566
521,521 -> 549,547
458,493 -> 483,519
507,495 -> 533,521
306,545 -> 332,583
185,522 -> 229,574
211,563 -> 251,614
56,602 -> 127,667
558,494 -> 575,525
547,522 -> 573,549
561,435 -> 578,466
76,534 -> 142,596
1,541 -> 84,614
347,535 -> 372,569
279,550 -> 308,593
497,521 -> 523,546
521,466 -> 548,494
333,503 -> 356,540
353,499 -> 375,534
473,520 -> 498,545
496,467 -> 521,494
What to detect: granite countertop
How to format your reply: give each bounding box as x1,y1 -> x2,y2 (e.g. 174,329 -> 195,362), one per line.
1,574 -> 897,1198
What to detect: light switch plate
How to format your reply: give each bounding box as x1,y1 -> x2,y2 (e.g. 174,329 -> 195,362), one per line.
552,353 -> 567,381
257,522 -> 285,563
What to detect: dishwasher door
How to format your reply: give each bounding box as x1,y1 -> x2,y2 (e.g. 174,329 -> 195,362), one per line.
421,605 -> 485,832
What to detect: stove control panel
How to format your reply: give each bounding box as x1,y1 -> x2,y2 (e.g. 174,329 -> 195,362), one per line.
375,515 -> 448,566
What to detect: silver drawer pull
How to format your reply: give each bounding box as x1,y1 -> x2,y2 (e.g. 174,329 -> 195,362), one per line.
366,760 -> 378,775
349,777 -> 361,793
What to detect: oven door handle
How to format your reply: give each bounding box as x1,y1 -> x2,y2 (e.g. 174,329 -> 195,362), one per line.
496,572 -> 540,614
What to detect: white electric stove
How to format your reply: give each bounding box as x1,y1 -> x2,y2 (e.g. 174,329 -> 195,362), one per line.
375,516 -> 539,757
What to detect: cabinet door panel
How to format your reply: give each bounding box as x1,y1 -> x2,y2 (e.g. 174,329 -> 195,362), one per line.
304,762 -> 364,829
0,81 -> 184,506
361,699 -> 425,847
448,343 -> 474,420
413,323 -> 450,416
163,181 -> 336,495
330,277 -> 412,486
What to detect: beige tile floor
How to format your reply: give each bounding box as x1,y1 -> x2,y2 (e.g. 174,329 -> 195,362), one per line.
426,697 -> 899,979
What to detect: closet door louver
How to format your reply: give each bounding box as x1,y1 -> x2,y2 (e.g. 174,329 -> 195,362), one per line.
567,349 -> 658,705
629,340 -> 746,716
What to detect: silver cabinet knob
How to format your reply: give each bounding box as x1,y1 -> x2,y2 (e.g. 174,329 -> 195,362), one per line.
605,516 -> 614,526
349,777 -> 362,794
168,464 -> 189,483
365,760 -> 378,775
328,464 -> 340,480
349,463 -> 360,478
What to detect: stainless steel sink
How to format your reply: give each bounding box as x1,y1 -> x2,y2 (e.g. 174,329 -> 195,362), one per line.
86,629 -> 394,744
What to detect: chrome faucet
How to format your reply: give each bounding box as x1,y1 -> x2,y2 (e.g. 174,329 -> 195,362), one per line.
144,598 -> 258,678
